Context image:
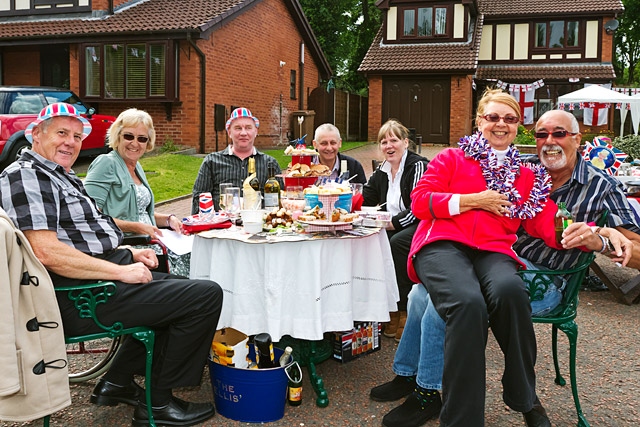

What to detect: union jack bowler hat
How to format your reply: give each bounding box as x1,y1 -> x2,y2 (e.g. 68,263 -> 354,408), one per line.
24,103 -> 92,143
225,107 -> 260,131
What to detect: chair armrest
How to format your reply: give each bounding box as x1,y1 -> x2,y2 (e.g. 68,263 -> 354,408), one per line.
122,234 -> 152,246
55,281 -> 124,335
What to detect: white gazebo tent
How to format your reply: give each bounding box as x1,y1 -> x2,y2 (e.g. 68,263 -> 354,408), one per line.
557,84 -> 633,135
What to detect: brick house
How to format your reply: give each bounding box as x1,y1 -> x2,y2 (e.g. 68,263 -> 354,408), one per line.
0,0 -> 332,152
359,0 -> 624,144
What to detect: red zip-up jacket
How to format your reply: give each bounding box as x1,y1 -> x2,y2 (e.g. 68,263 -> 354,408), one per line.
407,147 -> 562,283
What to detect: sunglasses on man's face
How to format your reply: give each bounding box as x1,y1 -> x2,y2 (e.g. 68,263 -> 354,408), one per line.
480,113 -> 520,124
533,130 -> 578,140
122,133 -> 149,143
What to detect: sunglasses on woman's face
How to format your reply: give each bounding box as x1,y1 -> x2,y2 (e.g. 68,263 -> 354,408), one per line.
122,133 -> 149,143
481,113 -> 520,124
533,130 -> 578,140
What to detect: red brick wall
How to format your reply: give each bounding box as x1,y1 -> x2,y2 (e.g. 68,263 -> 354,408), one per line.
367,76 -> 382,142
3,47 -> 40,85
449,75 -> 473,145
601,16 -> 615,63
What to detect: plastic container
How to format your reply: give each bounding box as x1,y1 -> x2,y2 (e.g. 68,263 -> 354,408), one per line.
240,210 -> 264,234
305,193 -> 352,216
209,346 -> 292,423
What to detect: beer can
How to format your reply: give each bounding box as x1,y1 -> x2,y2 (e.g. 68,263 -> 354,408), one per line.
199,192 -> 214,216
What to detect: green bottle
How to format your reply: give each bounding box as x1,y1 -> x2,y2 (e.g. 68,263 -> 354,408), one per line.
555,202 -> 573,243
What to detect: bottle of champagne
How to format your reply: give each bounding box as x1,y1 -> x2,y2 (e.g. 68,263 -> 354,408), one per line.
555,202 -> 573,244
247,157 -> 260,191
253,333 -> 276,369
286,363 -> 303,406
243,157 -> 261,209
264,164 -> 281,210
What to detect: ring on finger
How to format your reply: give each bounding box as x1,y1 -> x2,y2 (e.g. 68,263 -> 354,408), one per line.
579,234 -> 584,241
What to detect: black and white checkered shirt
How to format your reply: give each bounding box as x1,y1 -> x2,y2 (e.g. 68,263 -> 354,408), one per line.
0,150 -> 123,255
191,146 -> 281,214
515,154 -> 640,269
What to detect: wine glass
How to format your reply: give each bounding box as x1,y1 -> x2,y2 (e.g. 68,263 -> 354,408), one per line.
224,187 -> 241,229
219,183 -> 233,213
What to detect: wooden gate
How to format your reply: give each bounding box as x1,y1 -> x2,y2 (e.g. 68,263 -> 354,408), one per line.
382,77 -> 450,144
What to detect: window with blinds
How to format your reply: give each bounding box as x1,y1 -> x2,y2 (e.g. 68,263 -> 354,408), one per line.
81,42 -> 171,100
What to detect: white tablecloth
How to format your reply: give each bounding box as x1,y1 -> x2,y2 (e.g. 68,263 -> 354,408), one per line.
190,229 -> 399,340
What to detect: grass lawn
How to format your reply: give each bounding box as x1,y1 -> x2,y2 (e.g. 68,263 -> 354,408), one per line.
101,141 -> 372,203
139,154 -> 203,202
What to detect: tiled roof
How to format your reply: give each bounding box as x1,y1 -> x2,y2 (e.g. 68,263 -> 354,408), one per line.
0,0 -> 248,40
358,15 -> 483,73
475,64 -> 616,81
478,0 -> 624,16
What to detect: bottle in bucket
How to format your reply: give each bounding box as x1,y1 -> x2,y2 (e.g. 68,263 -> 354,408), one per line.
254,333 -> 276,369
199,192 -> 214,220
286,362 -> 303,406
279,346 -> 293,367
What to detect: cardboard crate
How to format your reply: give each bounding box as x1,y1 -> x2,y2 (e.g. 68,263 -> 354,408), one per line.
210,327 -> 249,368
331,321 -> 382,363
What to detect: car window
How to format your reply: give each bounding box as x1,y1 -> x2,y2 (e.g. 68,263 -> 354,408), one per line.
8,93 -> 45,114
43,91 -> 88,114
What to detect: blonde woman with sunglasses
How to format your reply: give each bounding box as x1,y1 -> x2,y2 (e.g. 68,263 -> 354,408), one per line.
397,88 -> 632,427
85,108 -> 189,275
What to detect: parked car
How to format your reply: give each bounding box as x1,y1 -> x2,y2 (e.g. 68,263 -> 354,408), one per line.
0,86 -> 115,170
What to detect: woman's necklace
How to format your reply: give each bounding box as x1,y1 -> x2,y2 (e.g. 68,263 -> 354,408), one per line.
459,132 -> 551,219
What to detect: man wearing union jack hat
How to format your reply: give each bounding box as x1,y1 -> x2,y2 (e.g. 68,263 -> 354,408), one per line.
0,103 -> 223,426
191,107 -> 281,213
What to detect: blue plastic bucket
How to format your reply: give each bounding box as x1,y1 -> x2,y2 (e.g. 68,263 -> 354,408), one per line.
209,346 -> 291,423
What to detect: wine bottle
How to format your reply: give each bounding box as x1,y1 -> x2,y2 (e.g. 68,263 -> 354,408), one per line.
264,164 -> 281,210
253,333 -> 276,369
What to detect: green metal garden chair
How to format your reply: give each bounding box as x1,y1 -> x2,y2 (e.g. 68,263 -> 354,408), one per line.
43,281 -> 156,427
517,211 -> 608,427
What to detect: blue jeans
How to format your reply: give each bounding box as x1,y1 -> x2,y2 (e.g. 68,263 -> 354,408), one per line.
391,259 -> 564,391
392,284 -> 444,390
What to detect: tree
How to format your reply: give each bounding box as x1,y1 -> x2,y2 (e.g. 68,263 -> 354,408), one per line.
614,0 -> 640,86
300,0 -> 380,95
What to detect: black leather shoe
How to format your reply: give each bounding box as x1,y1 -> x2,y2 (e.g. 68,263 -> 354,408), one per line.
582,275 -> 608,292
370,375 -> 417,402
523,397 -> 551,427
132,396 -> 215,426
90,379 -> 143,406
382,390 -> 442,427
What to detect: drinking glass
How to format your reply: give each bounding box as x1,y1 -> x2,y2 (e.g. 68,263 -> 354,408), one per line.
219,183 -> 233,212
351,183 -> 363,196
224,187 -> 242,229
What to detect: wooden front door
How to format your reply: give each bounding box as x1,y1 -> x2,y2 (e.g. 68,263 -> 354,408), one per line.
382,77 -> 450,144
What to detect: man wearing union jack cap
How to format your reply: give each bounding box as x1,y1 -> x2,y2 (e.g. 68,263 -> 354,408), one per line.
0,103 -> 223,426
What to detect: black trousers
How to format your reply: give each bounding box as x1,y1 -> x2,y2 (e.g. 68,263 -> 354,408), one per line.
413,241 -> 537,427
387,223 -> 418,311
54,249 -> 223,390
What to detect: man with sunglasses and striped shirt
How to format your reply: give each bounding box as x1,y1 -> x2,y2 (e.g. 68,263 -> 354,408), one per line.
370,109 -> 640,427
